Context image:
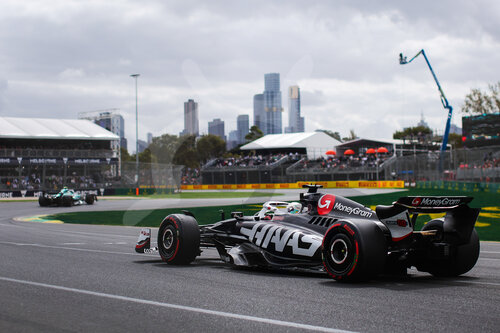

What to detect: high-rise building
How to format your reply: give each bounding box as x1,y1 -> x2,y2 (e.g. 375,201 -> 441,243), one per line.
253,94 -> 264,132
147,132 -> 153,145
237,114 -> 249,144
78,109 -> 126,152
285,85 -> 305,133
137,139 -> 148,153
208,118 -> 226,141
227,130 -> 239,150
263,73 -> 283,134
180,99 -> 199,137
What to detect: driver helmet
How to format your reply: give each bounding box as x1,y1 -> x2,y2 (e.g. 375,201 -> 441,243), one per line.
287,202 -> 302,214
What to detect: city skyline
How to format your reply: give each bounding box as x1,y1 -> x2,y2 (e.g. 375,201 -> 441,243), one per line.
0,1 -> 497,149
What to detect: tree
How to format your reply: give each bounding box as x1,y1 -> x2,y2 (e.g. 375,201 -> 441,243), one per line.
462,82 -> 500,115
138,148 -> 156,163
120,147 -> 134,162
447,133 -> 463,148
317,129 -> 342,142
196,135 -> 226,164
173,135 -> 198,168
393,125 -> 433,143
342,129 -> 358,142
245,125 -> 263,142
147,134 -> 180,164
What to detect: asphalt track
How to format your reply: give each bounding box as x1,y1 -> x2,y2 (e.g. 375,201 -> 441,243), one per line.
0,189 -> 499,332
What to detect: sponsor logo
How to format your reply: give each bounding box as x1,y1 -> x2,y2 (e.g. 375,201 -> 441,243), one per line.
414,197 -> 462,207
397,219 -> 407,227
240,223 -> 322,257
29,158 -> 57,164
0,192 -> 13,198
411,197 -> 422,206
317,194 -> 336,215
333,201 -> 374,218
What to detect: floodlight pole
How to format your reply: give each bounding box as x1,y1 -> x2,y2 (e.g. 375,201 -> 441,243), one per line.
130,74 -> 140,195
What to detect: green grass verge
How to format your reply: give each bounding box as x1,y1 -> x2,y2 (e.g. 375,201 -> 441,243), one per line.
43,203 -> 261,227
44,188 -> 500,241
350,188 -> 500,242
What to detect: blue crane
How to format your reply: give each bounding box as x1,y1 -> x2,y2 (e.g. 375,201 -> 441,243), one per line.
399,50 -> 453,170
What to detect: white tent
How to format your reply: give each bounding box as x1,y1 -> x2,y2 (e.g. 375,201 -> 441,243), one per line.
240,132 -> 341,159
0,117 -> 119,141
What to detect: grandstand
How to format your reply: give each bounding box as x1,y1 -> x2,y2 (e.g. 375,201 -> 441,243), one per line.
200,132 -> 500,185
0,117 -> 119,195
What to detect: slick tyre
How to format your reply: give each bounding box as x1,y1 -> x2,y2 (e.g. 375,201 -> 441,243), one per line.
158,214 -> 200,265
421,220 -> 480,277
322,221 -> 386,282
38,196 -> 49,207
85,194 -> 95,205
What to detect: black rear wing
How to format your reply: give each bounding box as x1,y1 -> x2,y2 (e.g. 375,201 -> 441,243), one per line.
395,196 -> 473,213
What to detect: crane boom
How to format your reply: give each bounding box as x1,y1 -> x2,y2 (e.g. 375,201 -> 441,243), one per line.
399,49 -> 453,154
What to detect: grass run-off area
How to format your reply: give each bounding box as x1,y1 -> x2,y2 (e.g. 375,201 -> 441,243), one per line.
44,188 -> 500,241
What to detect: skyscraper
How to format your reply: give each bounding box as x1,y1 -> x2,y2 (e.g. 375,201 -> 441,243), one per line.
208,118 -> 226,141
227,130 -> 239,150
285,85 -> 305,133
78,109 -> 126,152
237,114 -> 249,144
253,94 -> 264,131
263,73 -> 283,134
181,99 -> 199,137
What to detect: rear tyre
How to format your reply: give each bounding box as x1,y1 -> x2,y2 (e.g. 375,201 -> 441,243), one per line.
85,194 -> 95,205
420,219 -> 480,277
158,214 -> 200,265
322,221 -> 386,281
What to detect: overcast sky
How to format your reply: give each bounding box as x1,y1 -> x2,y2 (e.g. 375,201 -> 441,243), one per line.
1,0 -> 499,151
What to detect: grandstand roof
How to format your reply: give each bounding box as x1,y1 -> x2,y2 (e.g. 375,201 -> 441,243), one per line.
0,117 -> 120,140
240,132 -> 342,158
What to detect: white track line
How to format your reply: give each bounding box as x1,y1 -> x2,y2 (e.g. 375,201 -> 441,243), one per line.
0,276 -> 355,333
0,241 -> 156,257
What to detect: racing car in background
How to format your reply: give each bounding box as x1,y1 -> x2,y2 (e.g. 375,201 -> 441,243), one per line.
136,185 -> 480,281
38,187 -> 97,207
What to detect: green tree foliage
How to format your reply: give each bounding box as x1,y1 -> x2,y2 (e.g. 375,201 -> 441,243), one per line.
342,129 -> 358,142
393,126 -> 433,143
244,125 -> 263,142
120,147 -> 134,162
462,82 -> 500,115
147,134 -> 181,164
138,148 -> 156,163
447,133 -> 463,148
317,129 -> 342,142
196,134 -> 226,164
173,135 -> 198,168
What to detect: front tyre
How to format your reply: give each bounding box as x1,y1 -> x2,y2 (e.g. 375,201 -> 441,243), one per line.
38,196 -> 49,207
322,221 -> 386,282
158,214 -> 200,265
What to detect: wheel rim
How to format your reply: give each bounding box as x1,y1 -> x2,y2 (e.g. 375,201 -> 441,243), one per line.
163,229 -> 174,250
330,238 -> 348,264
